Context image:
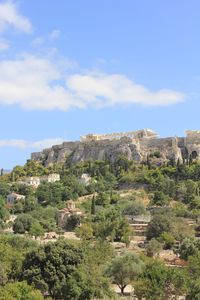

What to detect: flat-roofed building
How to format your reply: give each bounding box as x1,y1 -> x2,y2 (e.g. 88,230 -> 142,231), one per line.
7,192 -> 25,205
41,173 -> 60,183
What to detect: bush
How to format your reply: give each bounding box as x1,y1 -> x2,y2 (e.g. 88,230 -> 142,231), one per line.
146,238 -> 163,257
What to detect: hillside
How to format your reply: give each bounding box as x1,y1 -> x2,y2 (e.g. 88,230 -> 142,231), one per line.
0,154 -> 200,298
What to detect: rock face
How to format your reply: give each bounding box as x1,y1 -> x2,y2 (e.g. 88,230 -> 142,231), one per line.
31,130 -> 200,166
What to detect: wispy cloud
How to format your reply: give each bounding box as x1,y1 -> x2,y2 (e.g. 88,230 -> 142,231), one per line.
50,29 -> 61,41
31,37 -> 44,47
0,53 -> 185,111
0,38 -> 9,51
0,1 -> 32,33
0,138 -> 65,149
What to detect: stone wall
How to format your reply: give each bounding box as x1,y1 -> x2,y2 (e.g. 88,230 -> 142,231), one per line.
31,130 -> 200,166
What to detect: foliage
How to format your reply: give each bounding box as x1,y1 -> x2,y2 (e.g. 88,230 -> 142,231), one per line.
134,260 -> 168,300
36,182 -> 65,206
63,241 -> 114,300
22,239 -> 83,299
92,207 -> 132,245
188,251 -> 200,279
0,196 -> 9,221
0,281 -> 44,300
186,279 -> 200,300
0,182 -> 10,198
76,223 -> 93,240
151,191 -> 169,206
65,214 -> 81,231
107,252 -> 144,295
0,235 -> 37,285
146,213 -> 172,240
146,238 -> 163,257
179,238 -> 200,260
121,199 -> 145,216
29,222 -> 45,238
13,214 -> 35,234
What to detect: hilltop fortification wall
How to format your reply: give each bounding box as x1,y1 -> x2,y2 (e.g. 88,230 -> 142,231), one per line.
31,130 -> 200,166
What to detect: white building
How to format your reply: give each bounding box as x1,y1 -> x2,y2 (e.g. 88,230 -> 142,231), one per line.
41,173 -> 60,183
78,173 -> 91,186
7,192 -> 25,205
24,173 -> 60,188
25,176 -> 41,188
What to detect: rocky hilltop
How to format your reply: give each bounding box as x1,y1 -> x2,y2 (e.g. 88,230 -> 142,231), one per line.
31,129 -> 200,166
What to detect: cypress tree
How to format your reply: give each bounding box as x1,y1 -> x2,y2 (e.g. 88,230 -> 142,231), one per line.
91,196 -> 96,215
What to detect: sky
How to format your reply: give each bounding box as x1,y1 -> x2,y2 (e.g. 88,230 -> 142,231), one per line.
0,0 -> 200,168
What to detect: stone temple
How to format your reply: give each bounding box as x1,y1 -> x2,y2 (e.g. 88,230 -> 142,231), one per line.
31,129 -> 200,166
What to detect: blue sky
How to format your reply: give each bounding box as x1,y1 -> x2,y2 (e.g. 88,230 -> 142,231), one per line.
0,0 -> 200,168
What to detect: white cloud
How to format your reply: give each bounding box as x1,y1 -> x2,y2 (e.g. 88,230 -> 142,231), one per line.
0,138 -> 65,149
31,37 -> 44,47
0,38 -> 9,51
0,54 -> 185,111
50,29 -> 61,41
0,1 -> 32,33
67,72 -> 185,107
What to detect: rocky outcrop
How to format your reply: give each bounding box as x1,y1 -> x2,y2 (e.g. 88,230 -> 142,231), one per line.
31,129 -> 200,166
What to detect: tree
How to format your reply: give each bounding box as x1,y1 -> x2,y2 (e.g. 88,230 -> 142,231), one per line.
13,201 -> 24,214
136,267 -> 189,300
146,238 -> 163,257
76,223 -> 93,240
122,200 -> 145,216
13,214 -> 35,234
62,240 -> 114,300
179,238 -> 198,260
0,281 -> 44,300
166,268 -> 188,300
160,231 -> 175,249
134,260 -> 168,300
186,279 -> 200,300
188,251 -> 200,280
36,182 -> 65,206
95,192 -> 110,207
107,252 -> 144,295
93,207 -> 132,244
0,196 -> 9,221
30,206 -> 57,232
91,196 -> 96,215
0,182 -> 10,197
24,196 -> 37,212
29,222 -> 44,239
146,214 -> 172,240
152,191 -> 169,206
189,196 -> 200,210
66,214 -> 81,231
183,180 -> 197,204
13,219 -> 25,234
22,239 -> 83,299
0,235 -> 37,285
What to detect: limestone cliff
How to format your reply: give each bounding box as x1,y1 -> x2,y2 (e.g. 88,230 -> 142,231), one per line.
31,129 -> 200,166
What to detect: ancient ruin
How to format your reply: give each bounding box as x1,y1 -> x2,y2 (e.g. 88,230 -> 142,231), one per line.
80,129 -> 158,141
31,129 -> 200,166
57,200 -> 83,229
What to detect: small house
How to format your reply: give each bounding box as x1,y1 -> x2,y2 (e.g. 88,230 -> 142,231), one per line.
41,173 -> 60,183
7,192 -> 25,205
25,176 -> 40,188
